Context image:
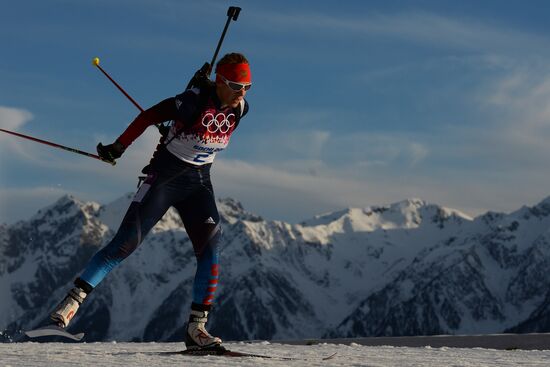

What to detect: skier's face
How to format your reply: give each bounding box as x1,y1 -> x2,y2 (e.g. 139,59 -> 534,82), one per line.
216,76 -> 249,108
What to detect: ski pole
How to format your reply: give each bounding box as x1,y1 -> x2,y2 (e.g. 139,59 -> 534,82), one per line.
209,6 -> 242,76
93,7 -> 242,101
186,6 -> 242,89
92,57 -> 144,112
0,128 -> 115,165
92,57 -> 169,134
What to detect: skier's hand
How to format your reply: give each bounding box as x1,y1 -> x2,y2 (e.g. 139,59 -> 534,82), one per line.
97,140 -> 125,164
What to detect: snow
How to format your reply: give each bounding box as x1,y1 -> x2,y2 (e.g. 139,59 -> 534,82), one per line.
0,342 -> 549,367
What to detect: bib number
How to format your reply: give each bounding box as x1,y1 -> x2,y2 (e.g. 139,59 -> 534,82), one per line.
193,152 -> 214,163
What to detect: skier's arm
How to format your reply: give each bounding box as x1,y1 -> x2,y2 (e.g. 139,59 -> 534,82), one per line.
97,91 -> 199,163
117,97 -> 178,148
96,98 -> 178,164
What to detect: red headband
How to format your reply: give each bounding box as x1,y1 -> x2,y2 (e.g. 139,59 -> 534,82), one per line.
216,63 -> 251,83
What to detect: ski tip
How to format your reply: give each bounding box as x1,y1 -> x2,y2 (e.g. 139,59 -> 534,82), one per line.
24,324 -> 85,342
72,332 -> 85,341
323,352 -> 338,360
92,57 -> 100,66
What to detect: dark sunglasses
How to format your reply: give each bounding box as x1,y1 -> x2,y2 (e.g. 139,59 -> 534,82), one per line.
220,75 -> 252,92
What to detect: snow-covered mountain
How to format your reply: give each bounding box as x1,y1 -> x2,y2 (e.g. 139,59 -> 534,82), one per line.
1,194 -> 550,342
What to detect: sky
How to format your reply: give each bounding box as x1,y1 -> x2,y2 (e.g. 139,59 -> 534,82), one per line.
2,0 -> 550,224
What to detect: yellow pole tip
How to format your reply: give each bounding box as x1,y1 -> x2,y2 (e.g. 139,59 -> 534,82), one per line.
92,57 -> 100,66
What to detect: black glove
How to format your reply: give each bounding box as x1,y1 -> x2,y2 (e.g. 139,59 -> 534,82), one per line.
97,140 -> 125,164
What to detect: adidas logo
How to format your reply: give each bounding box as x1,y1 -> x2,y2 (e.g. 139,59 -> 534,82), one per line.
204,217 -> 216,224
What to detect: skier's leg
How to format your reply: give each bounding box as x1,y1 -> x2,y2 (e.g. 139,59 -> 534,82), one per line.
176,186 -> 223,349
51,175 -> 173,327
79,177 -> 173,287
188,220 -> 221,307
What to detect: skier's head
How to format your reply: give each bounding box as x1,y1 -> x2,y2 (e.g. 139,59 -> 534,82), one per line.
215,53 -> 251,108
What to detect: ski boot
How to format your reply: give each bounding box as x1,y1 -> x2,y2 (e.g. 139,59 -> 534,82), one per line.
185,308 -> 222,351
50,287 -> 87,328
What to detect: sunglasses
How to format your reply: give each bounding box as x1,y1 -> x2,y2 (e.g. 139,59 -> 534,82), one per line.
220,75 -> 252,92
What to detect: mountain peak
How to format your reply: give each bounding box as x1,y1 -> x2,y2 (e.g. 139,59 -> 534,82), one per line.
34,194 -> 82,217
27,194 -> 101,228
54,193 -> 79,205
507,196 -> 550,222
532,196 -> 550,216
394,198 -> 426,209
218,197 -> 263,223
389,198 -> 473,222
302,198 -> 472,232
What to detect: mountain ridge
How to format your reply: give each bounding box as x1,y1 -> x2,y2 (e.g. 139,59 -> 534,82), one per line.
2,193 -> 550,342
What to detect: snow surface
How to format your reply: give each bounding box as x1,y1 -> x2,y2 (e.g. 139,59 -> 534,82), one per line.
0,342 -> 549,367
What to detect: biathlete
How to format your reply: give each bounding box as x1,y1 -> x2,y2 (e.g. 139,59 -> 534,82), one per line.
49,53 -> 251,350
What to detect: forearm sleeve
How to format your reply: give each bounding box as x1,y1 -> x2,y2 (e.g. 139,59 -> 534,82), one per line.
117,97 -> 177,148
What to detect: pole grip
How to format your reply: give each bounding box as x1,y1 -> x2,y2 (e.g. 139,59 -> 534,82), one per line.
228,6 -> 241,20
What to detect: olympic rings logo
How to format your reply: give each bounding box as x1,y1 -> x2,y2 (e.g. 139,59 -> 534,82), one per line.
201,112 -> 236,134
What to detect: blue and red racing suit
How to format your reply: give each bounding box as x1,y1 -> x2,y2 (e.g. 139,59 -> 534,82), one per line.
76,85 -> 248,310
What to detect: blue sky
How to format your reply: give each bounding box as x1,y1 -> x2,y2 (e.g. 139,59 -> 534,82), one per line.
2,0 -> 550,224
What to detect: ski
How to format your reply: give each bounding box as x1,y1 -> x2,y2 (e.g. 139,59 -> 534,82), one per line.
164,346 -> 337,361
110,347 -> 336,361
176,348 -> 296,360
24,324 -> 84,341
